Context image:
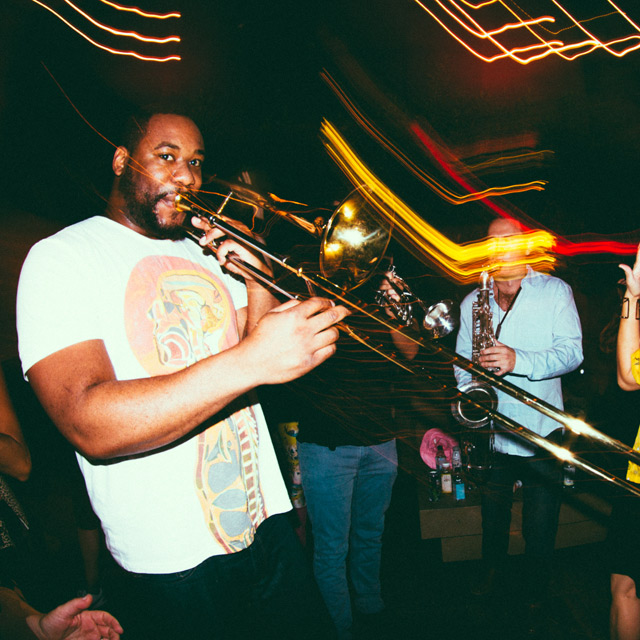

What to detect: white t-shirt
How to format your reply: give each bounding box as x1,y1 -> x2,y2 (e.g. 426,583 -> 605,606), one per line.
17,216 -> 291,574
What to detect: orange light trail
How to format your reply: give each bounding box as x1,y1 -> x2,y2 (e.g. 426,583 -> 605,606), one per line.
99,0 -> 181,19
413,1 -> 640,63
61,0 -> 180,43
31,0 -> 181,62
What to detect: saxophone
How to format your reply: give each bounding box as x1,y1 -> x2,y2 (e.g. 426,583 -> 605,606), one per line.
374,264 -> 456,338
472,271 -> 498,369
451,271 -> 497,479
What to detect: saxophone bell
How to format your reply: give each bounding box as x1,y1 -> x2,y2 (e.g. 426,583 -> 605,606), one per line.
374,264 -> 457,339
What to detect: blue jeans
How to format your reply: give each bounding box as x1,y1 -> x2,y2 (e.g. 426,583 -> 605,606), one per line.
481,451 -> 562,598
108,513 -> 331,640
298,440 -> 398,639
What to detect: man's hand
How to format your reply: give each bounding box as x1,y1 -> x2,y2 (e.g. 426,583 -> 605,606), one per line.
478,340 -> 516,376
619,242 -> 640,298
377,276 -> 402,320
26,594 -> 123,640
240,297 -> 350,384
191,215 -> 273,280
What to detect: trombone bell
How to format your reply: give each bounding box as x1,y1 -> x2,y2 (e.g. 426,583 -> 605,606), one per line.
320,190 -> 392,291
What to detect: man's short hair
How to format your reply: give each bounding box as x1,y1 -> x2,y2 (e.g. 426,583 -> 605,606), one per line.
119,105 -> 200,155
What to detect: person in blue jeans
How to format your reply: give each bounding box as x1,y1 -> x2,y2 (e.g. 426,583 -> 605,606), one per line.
292,273 -> 418,639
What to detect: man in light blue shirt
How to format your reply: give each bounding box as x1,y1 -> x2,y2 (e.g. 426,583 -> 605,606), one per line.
455,218 -> 583,615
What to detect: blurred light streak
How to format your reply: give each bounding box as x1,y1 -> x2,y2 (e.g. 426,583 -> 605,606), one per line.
322,71 -> 548,203
99,0 -> 181,19
322,120 -> 640,279
413,1 -> 640,63
30,0 -> 181,62
549,1 -> 640,57
409,122 -> 545,216
320,119 -> 557,283
409,123 -> 640,257
555,237 -> 639,257
41,63 -> 123,149
465,149 -> 553,173
61,0 -> 179,43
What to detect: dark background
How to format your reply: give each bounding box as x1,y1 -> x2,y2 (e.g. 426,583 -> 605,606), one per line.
2,3 -> 639,623
3,0 -> 640,365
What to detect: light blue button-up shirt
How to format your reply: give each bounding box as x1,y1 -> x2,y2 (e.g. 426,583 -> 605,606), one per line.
454,267 -> 583,456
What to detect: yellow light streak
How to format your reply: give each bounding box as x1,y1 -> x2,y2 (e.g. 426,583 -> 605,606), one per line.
320,120 -> 557,283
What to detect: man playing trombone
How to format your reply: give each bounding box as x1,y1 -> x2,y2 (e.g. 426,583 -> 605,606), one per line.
16,107 -> 347,639
454,217 -> 583,628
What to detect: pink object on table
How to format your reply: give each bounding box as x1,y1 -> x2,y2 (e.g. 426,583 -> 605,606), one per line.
420,428 -> 460,469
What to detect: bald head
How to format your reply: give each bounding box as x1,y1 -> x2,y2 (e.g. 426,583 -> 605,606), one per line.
488,218 -> 524,238
487,218 -> 527,284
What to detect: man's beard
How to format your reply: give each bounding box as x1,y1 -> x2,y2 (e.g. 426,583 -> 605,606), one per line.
118,164 -> 185,240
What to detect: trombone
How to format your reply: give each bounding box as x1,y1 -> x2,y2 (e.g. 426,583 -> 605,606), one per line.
176,180 -> 640,498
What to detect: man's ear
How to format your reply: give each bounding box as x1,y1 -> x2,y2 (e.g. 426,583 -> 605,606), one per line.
113,146 -> 129,177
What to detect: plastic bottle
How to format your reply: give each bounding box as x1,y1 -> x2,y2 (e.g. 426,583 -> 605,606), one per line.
428,470 -> 440,502
454,472 -> 466,501
441,459 -> 453,494
435,445 -> 447,472
451,446 -> 462,470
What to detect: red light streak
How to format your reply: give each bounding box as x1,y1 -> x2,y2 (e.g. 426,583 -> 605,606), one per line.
322,71 -> 547,204
410,121 -> 639,257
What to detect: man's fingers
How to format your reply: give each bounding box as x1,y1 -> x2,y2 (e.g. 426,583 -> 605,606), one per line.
308,342 -> 339,368
269,299 -> 302,313
55,594 -> 92,617
281,296 -> 350,324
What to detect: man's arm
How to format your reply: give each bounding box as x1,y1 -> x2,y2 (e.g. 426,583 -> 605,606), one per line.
0,368 -> 31,482
27,297 -> 347,460
377,274 -> 420,360
454,295 -> 474,386
618,243 -> 640,391
479,282 -> 583,379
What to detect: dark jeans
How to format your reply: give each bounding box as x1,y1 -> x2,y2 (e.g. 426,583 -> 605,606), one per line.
481,450 -> 562,598
108,513 -> 332,640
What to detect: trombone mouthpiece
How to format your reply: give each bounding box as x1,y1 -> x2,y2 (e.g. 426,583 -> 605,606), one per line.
175,194 -> 192,213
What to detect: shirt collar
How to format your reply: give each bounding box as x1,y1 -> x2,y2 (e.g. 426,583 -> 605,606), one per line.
489,265 -> 538,292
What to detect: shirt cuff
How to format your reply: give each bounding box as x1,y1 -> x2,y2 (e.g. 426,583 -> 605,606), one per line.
510,348 -> 532,377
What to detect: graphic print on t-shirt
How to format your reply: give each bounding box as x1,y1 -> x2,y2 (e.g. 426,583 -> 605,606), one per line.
124,255 -> 266,552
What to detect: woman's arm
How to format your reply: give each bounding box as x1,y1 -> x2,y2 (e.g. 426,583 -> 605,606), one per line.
617,243 -> 640,391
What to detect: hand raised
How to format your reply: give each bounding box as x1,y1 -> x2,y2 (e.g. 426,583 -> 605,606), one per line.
619,242 -> 640,298
241,297 -> 349,384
